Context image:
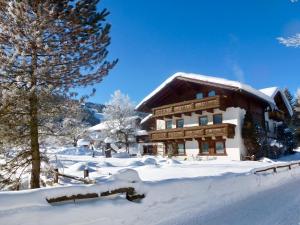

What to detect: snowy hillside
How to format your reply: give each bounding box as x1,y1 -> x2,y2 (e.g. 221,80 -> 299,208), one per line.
81,102 -> 105,126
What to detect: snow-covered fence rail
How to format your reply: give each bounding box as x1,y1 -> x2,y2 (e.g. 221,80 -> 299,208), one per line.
46,169 -> 145,204
253,161 -> 300,174
46,187 -> 145,203
52,168 -> 92,184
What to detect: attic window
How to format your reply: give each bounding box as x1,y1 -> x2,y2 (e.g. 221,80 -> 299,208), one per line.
208,90 -> 216,97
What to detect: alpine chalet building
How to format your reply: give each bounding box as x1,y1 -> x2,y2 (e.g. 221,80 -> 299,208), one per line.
136,72 -> 293,160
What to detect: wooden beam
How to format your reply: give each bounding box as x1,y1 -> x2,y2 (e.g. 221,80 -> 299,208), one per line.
46,187 -> 146,204
206,108 -> 214,113
184,138 -> 193,141
184,112 -> 192,116
173,113 -> 182,118
46,193 -> 98,204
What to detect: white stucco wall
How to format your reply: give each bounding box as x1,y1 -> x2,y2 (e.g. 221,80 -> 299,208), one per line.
185,140 -> 199,157
156,143 -> 165,156
221,107 -> 246,160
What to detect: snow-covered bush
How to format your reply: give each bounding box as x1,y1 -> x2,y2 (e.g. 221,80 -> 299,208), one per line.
277,123 -> 297,154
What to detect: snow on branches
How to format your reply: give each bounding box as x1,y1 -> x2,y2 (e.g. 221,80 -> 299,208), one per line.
0,0 -> 117,189
102,90 -> 139,153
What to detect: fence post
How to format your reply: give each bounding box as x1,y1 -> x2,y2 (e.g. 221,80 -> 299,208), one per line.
84,168 -> 89,179
273,167 -> 277,173
54,168 -> 59,183
289,165 -> 291,170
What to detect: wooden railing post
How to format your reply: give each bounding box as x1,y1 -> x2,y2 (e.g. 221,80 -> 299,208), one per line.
54,168 -> 59,183
273,167 -> 277,173
84,168 -> 89,178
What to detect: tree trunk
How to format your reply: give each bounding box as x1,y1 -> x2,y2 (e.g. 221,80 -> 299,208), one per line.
124,134 -> 129,154
29,91 -> 40,189
73,137 -> 77,147
29,40 -> 40,189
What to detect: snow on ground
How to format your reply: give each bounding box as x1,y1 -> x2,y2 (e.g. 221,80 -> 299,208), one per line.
1,161 -> 300,225
1,148 -> 300,225
46,147 -> 300,183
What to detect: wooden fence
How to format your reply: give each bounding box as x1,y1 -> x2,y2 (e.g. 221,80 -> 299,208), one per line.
53,168 -> 91,184
253,161 -> 300,174
46,187 -> 145,204
48,169 -> 145,204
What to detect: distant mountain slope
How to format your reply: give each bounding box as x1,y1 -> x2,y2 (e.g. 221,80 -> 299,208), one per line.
81,102 -> 105,126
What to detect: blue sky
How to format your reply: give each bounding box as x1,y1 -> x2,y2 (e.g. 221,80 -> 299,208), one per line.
80,0 -> 300,105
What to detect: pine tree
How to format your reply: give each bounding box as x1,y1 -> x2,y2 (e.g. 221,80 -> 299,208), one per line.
242,111 -> 260,159
0,0 -> 117,189
294,89 -> 300,146
283,88 -> 295,109
277,123 -> 297,154
283,88 -> 295,126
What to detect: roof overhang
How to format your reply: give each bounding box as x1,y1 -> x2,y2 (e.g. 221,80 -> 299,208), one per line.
136,72 -> 275,112
260,87 -> 293,116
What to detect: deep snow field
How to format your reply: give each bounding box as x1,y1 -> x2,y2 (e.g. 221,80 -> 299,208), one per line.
1,147 -> 300,225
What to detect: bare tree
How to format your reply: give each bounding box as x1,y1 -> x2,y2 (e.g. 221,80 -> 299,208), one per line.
102,90 -> 138,153
0,0 -> 117,189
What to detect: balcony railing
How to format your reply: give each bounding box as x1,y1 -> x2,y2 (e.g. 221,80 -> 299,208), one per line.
152,95 -> 227,118
268,110 -> 285,122
149,123 -> 236,141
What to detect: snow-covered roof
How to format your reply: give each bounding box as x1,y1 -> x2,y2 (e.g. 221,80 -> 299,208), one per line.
88,121 -> 109,132
77,139 -> 90,146
260,87 -> 293,116
140,114 -> 152,124
135,130 -> 148,136
88,116 -> 140,132
136,72 -> 275,110
259,87 -> 279,98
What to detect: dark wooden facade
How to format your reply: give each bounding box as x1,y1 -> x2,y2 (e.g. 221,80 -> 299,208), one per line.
136,76 -> 275,157
137,77 -> 269,127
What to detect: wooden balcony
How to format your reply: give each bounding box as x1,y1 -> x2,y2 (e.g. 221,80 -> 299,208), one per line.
152,95 -> 227,118
268,110 -> 285,122
149,123 -> 236,141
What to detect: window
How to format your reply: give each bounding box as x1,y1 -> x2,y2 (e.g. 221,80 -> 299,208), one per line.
177,143 -> 185,155
215,141 -> 225,154
196,92 -> 204,99
213,114 -> 222,124
176,119 -> 184,128
199,116 -> 208,126
201,142 -> 209,154
166,120 -> 172,129
265,121 -> 270,132
208,90 -> 216,97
